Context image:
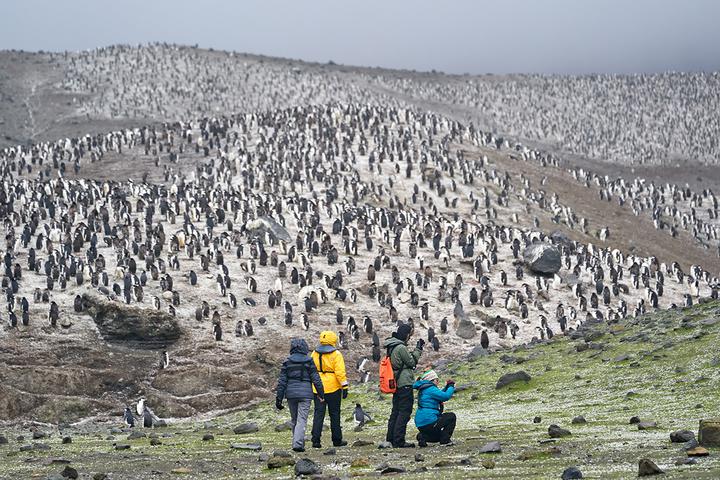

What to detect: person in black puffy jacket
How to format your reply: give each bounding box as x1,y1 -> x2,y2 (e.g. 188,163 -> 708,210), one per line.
276,338 -> 325,452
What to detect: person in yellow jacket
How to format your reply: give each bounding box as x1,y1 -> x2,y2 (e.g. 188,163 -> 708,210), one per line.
310,331 -> 348,448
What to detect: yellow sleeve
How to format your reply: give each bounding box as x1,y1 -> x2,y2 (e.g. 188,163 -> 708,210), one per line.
334,351 -> 348,388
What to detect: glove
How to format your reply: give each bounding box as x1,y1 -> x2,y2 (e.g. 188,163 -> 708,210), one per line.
275,398 -> 284,410
318,396 -> 325,403
416,339 -> 425,350
342,388 -> 348,399
446,379 -> 456,387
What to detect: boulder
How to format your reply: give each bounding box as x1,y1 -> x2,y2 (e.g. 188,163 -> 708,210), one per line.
699,418 -> 720,447
267,457 -> 295,469
61,466 -> 79,479
467,345 -> 489,360
82,292 -> 181,348
571,416 -> 587,425
638,458 -> 664,476
294,458 -> 321,476
230,443 -> 262,451
456,319 -> 477,339
245,216 -> 291,243
274,421 -> 293,432
637,421 -> 657,430
479,441 -> 502,453
233,423 -> 259,435
686,447 -> 709,457
496,371 -> 531,389
548,425 -> 571,438
561,466 -> 583,479
670,430 -> 695,443
522,243 -> 561,274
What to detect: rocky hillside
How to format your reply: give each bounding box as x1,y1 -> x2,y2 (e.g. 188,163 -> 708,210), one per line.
1,300 -> 718,479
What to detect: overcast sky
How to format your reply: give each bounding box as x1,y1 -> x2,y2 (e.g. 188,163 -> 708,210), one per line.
2,0 -> 719,75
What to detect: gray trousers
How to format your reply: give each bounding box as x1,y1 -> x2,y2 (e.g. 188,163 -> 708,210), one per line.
287,398 -> 312,449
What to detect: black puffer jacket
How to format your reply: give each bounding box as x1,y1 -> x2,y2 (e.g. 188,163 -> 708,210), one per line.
276,338 -> 324,400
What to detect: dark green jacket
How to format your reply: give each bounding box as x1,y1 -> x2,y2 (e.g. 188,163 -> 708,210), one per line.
382,336 -> 422,388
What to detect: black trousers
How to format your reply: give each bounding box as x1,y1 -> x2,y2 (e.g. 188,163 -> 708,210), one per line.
386,386 -> 414,446
418,412 -> 456,444
311,390 -> 342,445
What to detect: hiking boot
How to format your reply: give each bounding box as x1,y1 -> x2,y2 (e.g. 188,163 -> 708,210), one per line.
333,440 -> 348,447
416,432 -> 427,448
440,440 -> 455,447
292,447 -> 305,453
311,442 -> 322,449
394,442 -> 415,448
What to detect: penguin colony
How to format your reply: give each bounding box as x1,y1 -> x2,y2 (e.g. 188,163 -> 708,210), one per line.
1,46 -> 719,413
53,44 -> 720,167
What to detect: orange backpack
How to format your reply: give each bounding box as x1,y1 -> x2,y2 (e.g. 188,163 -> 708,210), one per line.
379,347 -> 397,394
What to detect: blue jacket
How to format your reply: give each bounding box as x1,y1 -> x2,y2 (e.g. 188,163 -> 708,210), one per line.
276,338 -> 325,400
412,379 -> 455,428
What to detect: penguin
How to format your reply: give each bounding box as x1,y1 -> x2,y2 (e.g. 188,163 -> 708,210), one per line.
363,316 -> 373,334
243,319 -> 254,337
440,317 -> 448,334
354,403 -> 372,427
124,407 -> 135,428
480,329 -> 490,350
159,350 -> 170,369
213,322 -> 223,341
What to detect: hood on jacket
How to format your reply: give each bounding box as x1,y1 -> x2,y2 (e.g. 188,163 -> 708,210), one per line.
383,336 -> 405,348
315,344 -> 336,354
413,379 -> 435,389
290,338 -> 309,355
319,331 -> 338,347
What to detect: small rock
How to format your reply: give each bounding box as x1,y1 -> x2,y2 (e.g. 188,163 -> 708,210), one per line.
61,466 -> 79,479
377,441 -> 393,449
295,458 -> 321,476
150,438 -> 162,446
479,441 -> 502,453
93,474 -> 108,480
481,459 -> 495,469
127,431 -> 146,440
154,420 -> 167,427
274,421 -> 293,432
323,448 -> 336,455
435,460 -> 454,467
675,457 -> 697,466
351,458 -> 370,468
273,450 -> 292,458
231,442 -> 262,451
414,453 -> 424,462
61,436 -> 72,444
202,433 -> 214,441
496,371 -> 532,389
114,444 -> 131,450
684,438 -> 700,451
548,424 -> 571,438
0,434 -> 7,444
170,467 -> 191,474
380,466 -> 406,474
629,416 -> 641,424
267,457 -> 295,469
561,466 -> 583,479
670,430 -> 695,443
638,458 -> 664,476
533,416 -> 542,424
233,423 -> 259,435
257,453 -> 270,462
352,440 -> 374,447
638,421 -> 658,430
571,416 -> 587,425
33,431 -> 48,440
686,447 -> 709,457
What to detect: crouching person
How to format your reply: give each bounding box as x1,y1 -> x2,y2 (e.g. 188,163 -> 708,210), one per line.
413,370 -> 456,447
276,338 -> 325,452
